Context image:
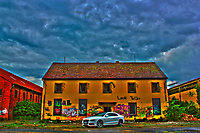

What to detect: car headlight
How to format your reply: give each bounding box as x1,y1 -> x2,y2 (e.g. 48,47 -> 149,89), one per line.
89,119 -> 96,121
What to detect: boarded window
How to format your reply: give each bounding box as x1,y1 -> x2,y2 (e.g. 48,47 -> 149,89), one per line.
128,83 -> 136,93
54,99 -> 62,116
15,90 -> 18,98
79,83 -> 87,93
103,83 -> 112,93
54,83 -> 62,93
0,89 -> 2,96
152,82 -> 160,93
153,98 -> 161,115
79,99 -> 87,116
129,103 -> 137,115
23,92 -> 25,100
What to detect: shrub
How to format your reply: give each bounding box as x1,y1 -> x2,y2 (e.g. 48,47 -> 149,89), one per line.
13,100 -> 41,120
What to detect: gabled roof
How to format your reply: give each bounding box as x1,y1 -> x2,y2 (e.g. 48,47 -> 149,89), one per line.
0,67 -> 42,93
43,62 -> 167,80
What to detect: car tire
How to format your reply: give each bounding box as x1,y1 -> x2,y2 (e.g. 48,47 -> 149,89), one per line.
97,120 -> 103,128
118,119 -> 123,126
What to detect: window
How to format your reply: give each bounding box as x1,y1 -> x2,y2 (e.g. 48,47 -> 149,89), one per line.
103,83 -> 112,93
152,98 -> 161,115
15,90 -> 18,98
107,113 -> 118,116
54,83 -> 62,93
53,99 -> 62,116
36,96 -> 38,102
129,103 -> 137,116
152,82 -> 160,93
128,83 -> 136,93
79,83 -> 87,93
79,99 -> 87,116
23,92 -> 25,100
0,89 -> 2,96
30,95 -> 32,101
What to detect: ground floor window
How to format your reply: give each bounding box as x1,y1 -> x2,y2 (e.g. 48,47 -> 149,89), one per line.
54,99 -> 62,116
152,98 -> 161,115
79,99 -> 87,116
129,103 -> 137,116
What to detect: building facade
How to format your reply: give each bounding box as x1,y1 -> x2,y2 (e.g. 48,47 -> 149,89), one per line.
41,62 -> 168,121
0,68 -> 43,119
168,77 -> 200,104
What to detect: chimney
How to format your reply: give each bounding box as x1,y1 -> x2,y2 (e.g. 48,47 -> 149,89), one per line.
96,61 -> 99,63
116,61 -> 119,63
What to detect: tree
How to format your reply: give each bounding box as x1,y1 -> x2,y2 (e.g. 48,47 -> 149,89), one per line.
195,83 -> 200,106
13,100 -> 41,120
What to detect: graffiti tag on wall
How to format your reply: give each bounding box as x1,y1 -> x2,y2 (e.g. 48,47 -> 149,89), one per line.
113,104 -> 130,117
117,96 -> 141,100
137,106 -> 153,118
0,108 -> 8,115
88,105 -> 103,116
62,108 -> 77,117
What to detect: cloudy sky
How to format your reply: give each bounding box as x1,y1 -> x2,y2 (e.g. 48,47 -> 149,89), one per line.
0,0 -> 200,87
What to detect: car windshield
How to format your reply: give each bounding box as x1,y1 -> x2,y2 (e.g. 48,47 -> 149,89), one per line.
94,112 -> 107,117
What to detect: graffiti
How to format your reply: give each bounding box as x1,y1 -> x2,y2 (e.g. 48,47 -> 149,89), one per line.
62,108 -> 77,117
130,96 -> 141,100
55,101 -> 62,107
62,101 -> 66,106
153,105 -> 161,115
79,104 -> 87,116
113,104 -> 130,117
117,96 -> 127,100
137,106 -> 153,118
0,108 -> 8,115
48,101 -> 52,106
45,107 -> 50,111
88,105 -> 103,116
117,96 -> 141,100
67,100 -> 72,106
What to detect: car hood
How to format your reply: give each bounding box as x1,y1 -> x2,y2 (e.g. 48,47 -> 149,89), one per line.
83,116 -> 104,120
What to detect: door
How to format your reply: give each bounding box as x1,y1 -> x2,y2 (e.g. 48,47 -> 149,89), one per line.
129,103 -> 137,116
53,99 -> 62,116
79,99 -> 87,116
152,98 -> 161,115
104,107 -> 111,112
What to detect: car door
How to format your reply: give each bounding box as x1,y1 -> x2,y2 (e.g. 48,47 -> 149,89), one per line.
105,113 -> 118,125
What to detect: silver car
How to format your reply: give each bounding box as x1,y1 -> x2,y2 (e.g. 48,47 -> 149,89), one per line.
82,112 -> 124,128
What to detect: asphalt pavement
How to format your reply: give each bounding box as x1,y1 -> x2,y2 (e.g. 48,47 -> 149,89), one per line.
0,127 -> 200,133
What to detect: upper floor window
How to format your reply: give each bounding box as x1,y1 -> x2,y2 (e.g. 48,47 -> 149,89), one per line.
15,90 -> 18,98
55,83 -> 62,93
0,89 -> 2,96
79,83 -> 87,93
128,83 -> 136,93
152,82 -> 160,93
103,83 -> 112,93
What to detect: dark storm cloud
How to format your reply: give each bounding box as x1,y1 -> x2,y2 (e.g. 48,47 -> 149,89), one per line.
0,0 -> 200,86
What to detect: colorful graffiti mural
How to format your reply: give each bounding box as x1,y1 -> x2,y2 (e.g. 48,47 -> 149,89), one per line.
88,105 -> 103,116
0,108 -> 8,116
62,108 -> 77,117
137,106 -> 153,118
113,104 -> 130,117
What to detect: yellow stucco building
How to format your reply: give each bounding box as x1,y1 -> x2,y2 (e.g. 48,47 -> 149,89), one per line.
168,77 -> 200,104
41,61 -> 168,120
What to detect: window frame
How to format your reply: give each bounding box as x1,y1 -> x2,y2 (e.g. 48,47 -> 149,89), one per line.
54,83 -> 63,93
79,83 -> 87,93
128,82 -> 136,93
152,82 -> 160,93
103,83 -> 112,93
129,102 -> 137,116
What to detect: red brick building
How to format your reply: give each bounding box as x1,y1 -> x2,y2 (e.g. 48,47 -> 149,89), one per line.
0,67 -> 43,119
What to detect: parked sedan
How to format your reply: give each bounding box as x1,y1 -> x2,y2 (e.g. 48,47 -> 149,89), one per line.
82,112 -> 124,128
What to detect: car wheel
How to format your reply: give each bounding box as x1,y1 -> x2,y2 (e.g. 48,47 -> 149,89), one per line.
97,120 -> 103,128
118,119 -> 123,126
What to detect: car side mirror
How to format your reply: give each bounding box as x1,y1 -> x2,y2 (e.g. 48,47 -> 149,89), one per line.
105,115 -> 108,117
